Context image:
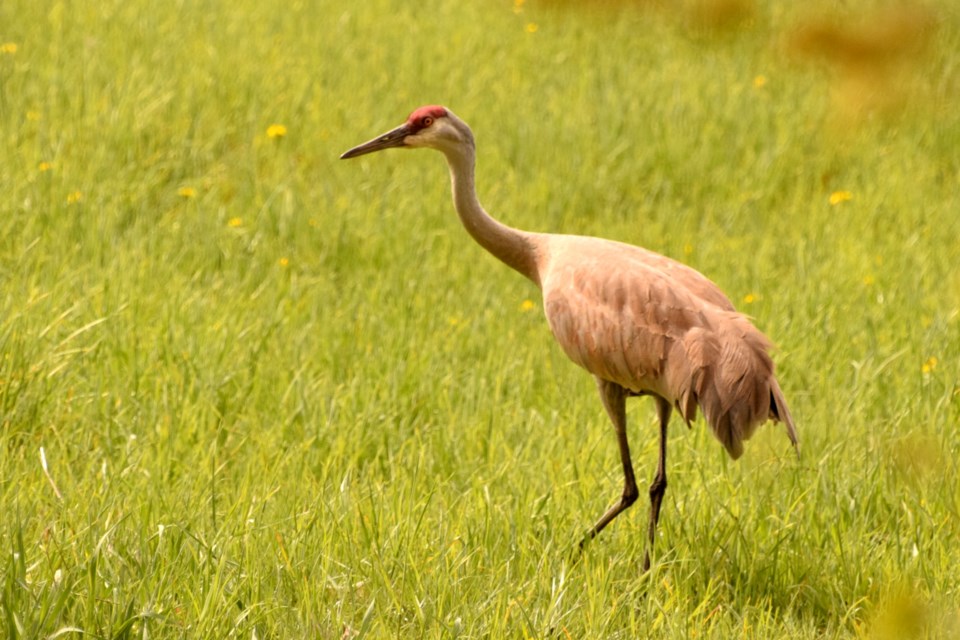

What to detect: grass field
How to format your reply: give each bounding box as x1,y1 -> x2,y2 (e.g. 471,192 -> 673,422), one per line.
2,0 -> 959,637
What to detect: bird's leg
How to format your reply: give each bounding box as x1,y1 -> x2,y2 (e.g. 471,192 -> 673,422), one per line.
578,379 -> 639,552
643,396 -> 671,571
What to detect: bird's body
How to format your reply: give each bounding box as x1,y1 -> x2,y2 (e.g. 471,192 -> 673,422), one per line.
342,106 -> 798,568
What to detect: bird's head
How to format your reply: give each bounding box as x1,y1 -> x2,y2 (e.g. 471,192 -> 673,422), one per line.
340,105 -> 473,159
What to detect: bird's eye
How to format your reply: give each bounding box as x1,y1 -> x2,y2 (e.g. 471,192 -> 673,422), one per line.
422,116 -> 434,127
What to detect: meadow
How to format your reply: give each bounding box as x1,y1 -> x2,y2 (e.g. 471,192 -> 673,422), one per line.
1,0 -> 959,637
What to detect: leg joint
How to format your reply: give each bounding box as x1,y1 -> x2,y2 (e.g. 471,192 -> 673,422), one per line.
649,476 -> 667,498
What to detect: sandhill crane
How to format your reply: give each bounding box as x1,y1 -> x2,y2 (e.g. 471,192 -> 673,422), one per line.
341,106 -> 799,569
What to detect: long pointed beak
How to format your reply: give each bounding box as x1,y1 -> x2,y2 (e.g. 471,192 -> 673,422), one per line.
340,123 -> 412,159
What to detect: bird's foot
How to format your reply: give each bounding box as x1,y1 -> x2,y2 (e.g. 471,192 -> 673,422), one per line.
568,533 -> 594,564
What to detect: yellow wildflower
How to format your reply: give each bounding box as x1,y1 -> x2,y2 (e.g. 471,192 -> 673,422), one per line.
266,124 -> 287,139
753,75 -> 767,88
921,356 -> 937,374
829,191 -> 853,205
742,293 -> 756,304
228,217 -> 243,227
513,0 -> 524,14
66,191 -> 82,204
38,161 -> 53,172
26,110 -> 41,121
520,299 -> 536,312
278,257 -> 289,267
683,243 -> 694,256
525,23 -> 538,33
177,186 -> 197,198
863,274 -> 875,286
0,43 -> 17,55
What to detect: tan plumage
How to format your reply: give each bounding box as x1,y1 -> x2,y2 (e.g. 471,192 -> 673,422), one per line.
342,106 -> 799,569
540,234 -> 795,460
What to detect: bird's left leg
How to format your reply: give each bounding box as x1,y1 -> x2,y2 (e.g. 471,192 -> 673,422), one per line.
643,395 -> 671,571
578,378 -> 639,551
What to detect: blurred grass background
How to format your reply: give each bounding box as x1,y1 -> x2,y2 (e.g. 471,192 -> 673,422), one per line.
1,0 -> 959,637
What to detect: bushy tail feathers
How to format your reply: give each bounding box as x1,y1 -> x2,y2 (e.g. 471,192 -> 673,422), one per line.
667,314 -> 798,460
770,377 -> 800,458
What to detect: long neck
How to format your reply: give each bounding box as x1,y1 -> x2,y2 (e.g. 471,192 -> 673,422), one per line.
443,145 -> 540,286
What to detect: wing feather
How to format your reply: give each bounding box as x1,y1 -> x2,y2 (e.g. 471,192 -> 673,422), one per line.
541,235 -> 797,459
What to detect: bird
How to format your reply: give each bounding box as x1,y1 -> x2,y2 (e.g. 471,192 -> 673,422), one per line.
341,105 -> 799,570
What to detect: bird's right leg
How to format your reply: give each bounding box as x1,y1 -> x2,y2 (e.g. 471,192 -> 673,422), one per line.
578,378 -> 639,552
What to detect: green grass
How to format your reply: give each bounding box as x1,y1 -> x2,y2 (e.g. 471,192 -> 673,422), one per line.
2,0 -> 959,637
